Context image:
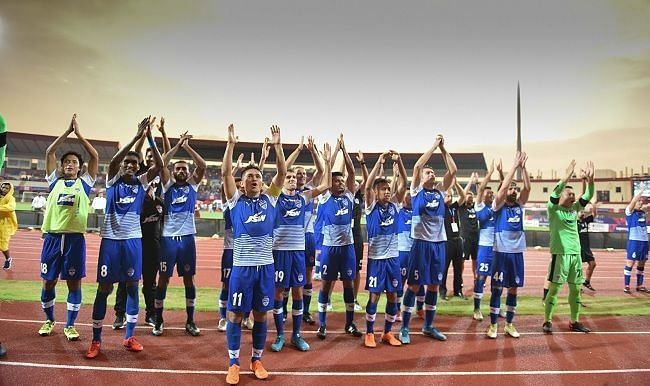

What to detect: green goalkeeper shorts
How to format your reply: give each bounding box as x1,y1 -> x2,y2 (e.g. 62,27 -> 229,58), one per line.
547,254 -> 584,285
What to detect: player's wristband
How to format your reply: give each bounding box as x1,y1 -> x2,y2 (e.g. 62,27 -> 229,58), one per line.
148,137 -> 156,149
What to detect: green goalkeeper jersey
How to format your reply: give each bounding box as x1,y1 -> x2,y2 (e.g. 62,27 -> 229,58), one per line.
547,180 -> 594,255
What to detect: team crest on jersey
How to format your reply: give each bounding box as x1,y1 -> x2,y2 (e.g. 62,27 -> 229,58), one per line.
298,273 -> 304,282
438,273 -> 443,281
513,207 -> 521,215
68,267 -> 76,276
184,264 -> 191,272
515,276 -> 520,284
392,278 -> 399,288
259,199 -> 268,210
262,296 -> 270,307
127,267 -> 135,277
347,269 -> 353,277
180,186 -> 190,194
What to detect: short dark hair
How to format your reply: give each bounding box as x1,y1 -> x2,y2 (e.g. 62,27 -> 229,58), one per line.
234,177 -> 242,183
485,186 -> 492,190
332,171 -> 344,179
240,164 -> 262,178
173,160 -> 189,167
373,178 -> 390,189
565,185 -> 574,190
60,151 -> 84,169
125,151 -> 141,161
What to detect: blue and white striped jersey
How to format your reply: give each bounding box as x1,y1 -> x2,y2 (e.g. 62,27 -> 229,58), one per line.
626,208 -> 648,242
100,173 -> 148,240
410,185 -> 447,242
493,203 -> 526,253
318,190 -> 355,247
162,180 -> 198,237
475,202 -> 495,247
365,200 -> 399,260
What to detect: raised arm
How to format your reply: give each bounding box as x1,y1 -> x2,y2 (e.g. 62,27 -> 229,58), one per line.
364,151 -> 390,207
221,124 -> 238,200
627,183 -> 647,213
340,135 -> 357,193
71,115 -> 99,180
454,178 -> 466,206
306,143 -> 332,198
157,117 -> 172,154
144,123 -> 164,183
330,134 -> 342,169
438,137 -> 458,191
183,140 -> 207,185
258,137 -> 270,172
494,152 -> 523,211
306,136 -> 324,186
108,116 -> 149,181
133,131 -> 146,161
392,152 -> 408,203
269,125 -> 286,190
518,152 -> 531,205
550,159 -> 576,204
285,136 -> 304,168
356,150 -> 370,192
496,158 -> 505,183
464,172 -> 478,197
45,115 -> 75,175
411,134 -> 442,190
477,160 -> 495,203
578,161 -> 595,206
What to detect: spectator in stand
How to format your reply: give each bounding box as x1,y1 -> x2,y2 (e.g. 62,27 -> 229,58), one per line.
31,192 -> 47,212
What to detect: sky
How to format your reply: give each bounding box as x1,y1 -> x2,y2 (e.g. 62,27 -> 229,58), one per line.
1,0 -> 649,176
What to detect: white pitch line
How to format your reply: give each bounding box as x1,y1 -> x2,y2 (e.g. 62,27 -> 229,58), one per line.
1,318 -> 649,335
1,361 -> 649,376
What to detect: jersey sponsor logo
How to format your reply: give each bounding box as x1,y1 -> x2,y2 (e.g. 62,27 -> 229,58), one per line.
117,196 -> 136,204
245,213 -> 267,223
425,201 -> 439,209
284,208 -> 301,217
507,216 -> 521,223
142,214 -> 161,224
171,195 -> 188,205
262,296 -> 270,307
335,207 -> 349,216
380,218 -> 395,227
57,193 -> 76,206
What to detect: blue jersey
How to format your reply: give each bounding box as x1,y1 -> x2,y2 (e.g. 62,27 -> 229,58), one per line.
162,180 -> 198,237
223,206 -> 234,250
228,188 -> 279,266
410,185 -> 447,242
318,190 -> 355,247
626,208 -> 648,242
273,192 -> 308,251
493,203 -> 526,253
299,186 -> 317,233
100,173 -> 148,240
365,200 -> 399,259
475,202 -> 496,247
397,206 -> 413,252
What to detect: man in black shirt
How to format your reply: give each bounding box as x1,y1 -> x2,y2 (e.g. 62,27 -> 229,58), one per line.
440,180 -> 466,300
459,174 -> 479,284
578,203 -> 597,291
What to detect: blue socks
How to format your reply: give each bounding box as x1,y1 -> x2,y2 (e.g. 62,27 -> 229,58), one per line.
384,301 -> 399,333
505,292 -> 517,324
219,288 -> 228,319
474,278 -> 485,311
424,290 -> 437,328
125,284 -> 139,339
489,286 -> 503,324
303,283 -> 313,315
41,288 -> 56,321
226,321 -> 242,366
251,320 -> 267,363
624,265 -> 632,286
401,288 -> 416,329
273,299 -> 284,336
66,288 -> 81,327
92,290 -> 110,342
365,301 -> 378,333
637,266 -> 645,287
317,290 -> 329,326
291,299 -> 303,336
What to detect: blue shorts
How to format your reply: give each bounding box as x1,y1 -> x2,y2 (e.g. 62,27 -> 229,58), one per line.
407,239 -> 446,285
273,250 -> 307,288
221,249 -> 233,283
40,233 -> 86,281
476,245 -> 495,276
160,235 -> 196,277
366,257 -> 401,293
627,240 -> 649,261
320,244 -> 356,281
97,238 -> 143,283
305,232 -> 316,267
491,252 -> 525,288
228,264 -> 274,313
398,250 -> 410,281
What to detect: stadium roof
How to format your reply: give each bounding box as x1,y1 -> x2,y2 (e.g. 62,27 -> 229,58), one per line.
6,132 -> 119,162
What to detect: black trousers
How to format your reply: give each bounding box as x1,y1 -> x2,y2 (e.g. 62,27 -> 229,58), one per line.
440,237 -> 464,296
115,237 -> 160,316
